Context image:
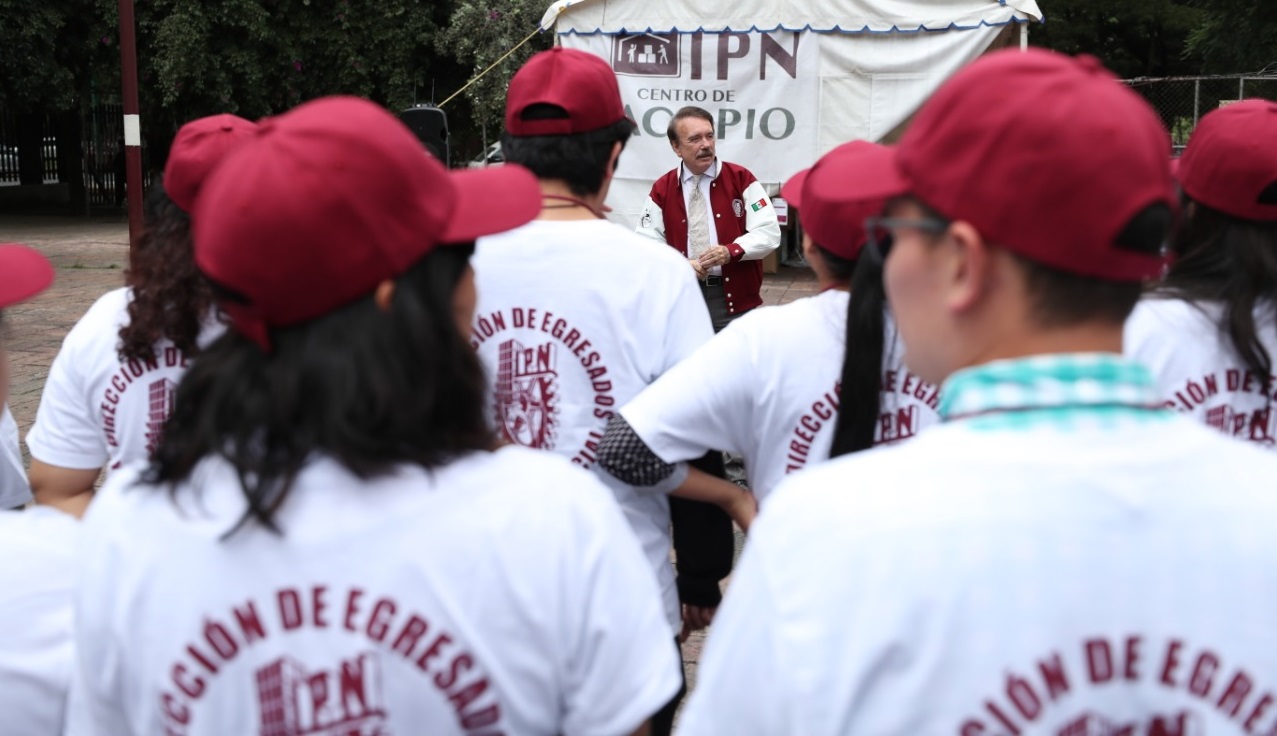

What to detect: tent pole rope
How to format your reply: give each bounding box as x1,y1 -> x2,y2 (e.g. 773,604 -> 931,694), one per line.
439,27 -> 542,108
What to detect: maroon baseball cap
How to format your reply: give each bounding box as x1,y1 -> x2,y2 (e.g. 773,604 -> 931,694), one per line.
841,48 -> 1176,282
506,47 -> 629,136
0,244 -> 53,308
1176,99 -> 1277,222
782,141 -> 890,261
164,114 -> 259,213
193,96 -> 542,350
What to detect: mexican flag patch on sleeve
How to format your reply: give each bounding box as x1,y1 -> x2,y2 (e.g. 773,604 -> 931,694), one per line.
749,198 -> 768,212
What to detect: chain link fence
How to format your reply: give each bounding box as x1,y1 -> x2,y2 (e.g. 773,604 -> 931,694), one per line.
1124,74 -> 1277,155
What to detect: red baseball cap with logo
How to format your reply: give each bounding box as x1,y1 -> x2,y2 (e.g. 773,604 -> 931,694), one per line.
193,96 -> 542,350
0,244 -> 53,309
1176,99 -> 1277,222
839,48 -> 1176,282
506,47 -> 630,136
782,141 -> 890,261
164,114 -> 259,213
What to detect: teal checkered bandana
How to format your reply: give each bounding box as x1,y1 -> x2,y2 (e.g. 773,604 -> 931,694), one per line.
938,353 -> 1172,431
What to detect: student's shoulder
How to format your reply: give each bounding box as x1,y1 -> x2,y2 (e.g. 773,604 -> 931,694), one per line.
1128,295 -> 1219,331
719,292 -> 841,345
65,287 -> 132,341
0,507 -> 78,607
744,290 -> 840,324
763,428 -> 960,525
1125,297 -> 1223,363
469,446 -> 618,509
87,286 -> 133,313
81,463 -> 168,529
454,448 -> 631,544
473,444 -> 585,479
0,506 -> 78,557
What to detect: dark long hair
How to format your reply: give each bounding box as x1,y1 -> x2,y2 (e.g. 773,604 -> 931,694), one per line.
144,244 -> 490,535
118,182 -> 215,362
829,249 -> 889,458
1157,199 -> 1277,388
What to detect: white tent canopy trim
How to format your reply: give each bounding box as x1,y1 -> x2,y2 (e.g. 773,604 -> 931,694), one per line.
540,0 -> 1044,231
540,0 -> 1042,35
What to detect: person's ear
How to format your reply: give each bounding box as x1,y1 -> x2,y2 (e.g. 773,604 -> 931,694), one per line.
800,232 -> 816,261
373,280 -> 395,312
941,221 -> 995,316
606,141 -> 623,180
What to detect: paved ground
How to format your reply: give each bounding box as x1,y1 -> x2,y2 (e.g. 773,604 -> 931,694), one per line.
0,212 -> 816,708
1,215 -> 132,436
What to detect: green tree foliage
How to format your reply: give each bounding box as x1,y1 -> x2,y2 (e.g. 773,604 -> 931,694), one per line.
1185,0 -> 1277,74
121,0 -> 466,168
1031,0 -> 1203,78
144,0 -> 449,120
436,1 -> 552,138
0,0 -> 115,113
6,1 -> 1272,173
0,0 -> 459,144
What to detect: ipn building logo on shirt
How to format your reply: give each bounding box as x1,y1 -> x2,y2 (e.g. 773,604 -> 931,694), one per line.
495,338 -> 560,449
145,377 -> 177,454
612,33 -> 679,77
256,653 -> 388,736
1056,710 -> 1200,736
1204,405 -> 1276,446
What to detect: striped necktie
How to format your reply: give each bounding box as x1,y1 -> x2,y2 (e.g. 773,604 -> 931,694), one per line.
687,174 -> 709,260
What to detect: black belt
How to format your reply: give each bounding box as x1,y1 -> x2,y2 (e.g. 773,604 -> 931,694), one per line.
702,275 -> 722,287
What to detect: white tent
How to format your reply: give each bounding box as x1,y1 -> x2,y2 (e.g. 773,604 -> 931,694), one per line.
540,0 -> 1043,229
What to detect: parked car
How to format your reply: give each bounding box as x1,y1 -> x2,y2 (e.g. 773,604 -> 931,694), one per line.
467,142 -> 503,168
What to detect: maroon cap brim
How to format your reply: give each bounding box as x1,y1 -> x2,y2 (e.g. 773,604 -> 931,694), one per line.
441,164 -> 543,244
781,168 -> 810,209
0,244 -> 53,308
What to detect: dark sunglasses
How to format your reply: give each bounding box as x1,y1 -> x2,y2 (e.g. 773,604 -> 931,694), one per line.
864,216 -> 951,262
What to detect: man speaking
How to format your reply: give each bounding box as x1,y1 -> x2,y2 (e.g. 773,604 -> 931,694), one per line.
636,106 -> 781,332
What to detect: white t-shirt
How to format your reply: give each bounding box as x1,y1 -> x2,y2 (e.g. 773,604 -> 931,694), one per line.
679,414 -> 1277,734
0,505 -> 78,735
471,218 -> 714,632
0,405 -> 32,508
67,447 -> 678,736
27,287 -> 224,471
1126,297 -> 1277,447
622,289 -> 940,505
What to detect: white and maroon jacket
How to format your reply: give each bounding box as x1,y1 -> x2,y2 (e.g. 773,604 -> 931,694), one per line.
636,160 -> 780,316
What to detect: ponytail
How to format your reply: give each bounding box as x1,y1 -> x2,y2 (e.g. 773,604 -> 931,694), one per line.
829,251 -> 886,458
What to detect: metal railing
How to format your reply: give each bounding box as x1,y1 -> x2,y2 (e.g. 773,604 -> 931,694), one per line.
0,104 -> 148,208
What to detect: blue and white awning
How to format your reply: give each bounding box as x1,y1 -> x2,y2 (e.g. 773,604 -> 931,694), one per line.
541,0 -> 1043,35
